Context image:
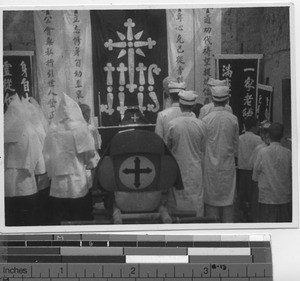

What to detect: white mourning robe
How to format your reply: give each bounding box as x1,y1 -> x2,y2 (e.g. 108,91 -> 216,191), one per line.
5,95 -> 46,197
199,102 -> 232,119
23,98 -> 50,191
166,112 -> 206,216
202,107 -> 239,206
155,102 -> 195,142
43,93 -> 98,199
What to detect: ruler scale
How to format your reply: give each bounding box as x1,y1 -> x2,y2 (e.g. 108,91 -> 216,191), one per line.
0,234 -> 272,280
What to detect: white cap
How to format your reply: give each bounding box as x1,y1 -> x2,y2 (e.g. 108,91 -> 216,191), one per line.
178,90 -> 198,106
211,86 -> 230,102
207,78 -> 227,87
168,81 -> 187,93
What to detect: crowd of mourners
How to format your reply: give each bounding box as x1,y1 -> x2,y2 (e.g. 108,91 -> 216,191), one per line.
155,77 -> 292,223
4,77 -> 292,226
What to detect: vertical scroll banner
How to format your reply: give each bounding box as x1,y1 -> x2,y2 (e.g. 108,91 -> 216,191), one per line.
34,10 -> 94,121
194,8 -> 221,103
3,51 -> 34,106
63,10 -> 94,115
166,9 -> 195,86
166,9 -> 221,103
216,54 -> 263,133
90,10 -> 168,126
34,10 -> 65,121
256,83 -> 273,123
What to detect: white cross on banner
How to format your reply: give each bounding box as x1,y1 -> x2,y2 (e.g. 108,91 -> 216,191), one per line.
90,10 -> 168,126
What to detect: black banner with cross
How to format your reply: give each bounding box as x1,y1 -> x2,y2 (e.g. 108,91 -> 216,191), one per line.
215,54 -> 263,133
3,51 -> 34,108
91,10 -> 168,127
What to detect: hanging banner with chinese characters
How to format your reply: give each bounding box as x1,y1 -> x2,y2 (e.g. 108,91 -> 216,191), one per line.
166,9 -> 195,86
256,83 -> 273,123
194,8 -> 221,103
166,8 -> 221,103
63,10 -> 94,112
90,10 -> 168,126
3,51 -> 34,108
216,54 -> 263,133
34,10 -> 94,121
34,10 -> 65,121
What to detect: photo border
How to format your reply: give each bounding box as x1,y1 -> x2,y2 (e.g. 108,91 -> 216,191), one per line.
0,0 -> 298,234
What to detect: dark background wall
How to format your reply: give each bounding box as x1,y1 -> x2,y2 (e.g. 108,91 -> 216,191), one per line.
3,7 -> 291,133
222,7 -> 291,135
3,11 -> 35,51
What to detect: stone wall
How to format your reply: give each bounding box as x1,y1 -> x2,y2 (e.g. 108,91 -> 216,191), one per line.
222,6 -> 291,126
222,7 -> 263,55
261,7 -> 291,125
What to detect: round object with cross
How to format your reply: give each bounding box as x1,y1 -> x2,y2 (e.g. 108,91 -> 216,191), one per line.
119,155 -> 155,190
97,129 -> 181,213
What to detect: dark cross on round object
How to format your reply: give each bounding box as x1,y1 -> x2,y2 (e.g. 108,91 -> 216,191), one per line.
122,156 -> 152,188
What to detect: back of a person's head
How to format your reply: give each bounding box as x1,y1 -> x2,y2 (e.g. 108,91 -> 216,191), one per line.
169,92 -> 180,102
244,116 -> 259,131
179,103 -> 194,112
211,85 -> 229,107
268,122 -> 284,142
213,99 -> 227,107
168,81 -> 186,102
258,121 -> 271,144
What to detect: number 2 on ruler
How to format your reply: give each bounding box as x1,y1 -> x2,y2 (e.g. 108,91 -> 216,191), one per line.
131,267 -> 136,275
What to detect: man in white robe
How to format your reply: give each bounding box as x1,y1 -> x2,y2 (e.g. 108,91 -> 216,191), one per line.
203,86 -> 239,222
199,78 -> 232,119
43,93 -> 98,224
155,81 -> 189,143
166,91 -> 206,216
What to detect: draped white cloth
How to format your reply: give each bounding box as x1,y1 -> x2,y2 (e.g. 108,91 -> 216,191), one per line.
5,95 -> 46,197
